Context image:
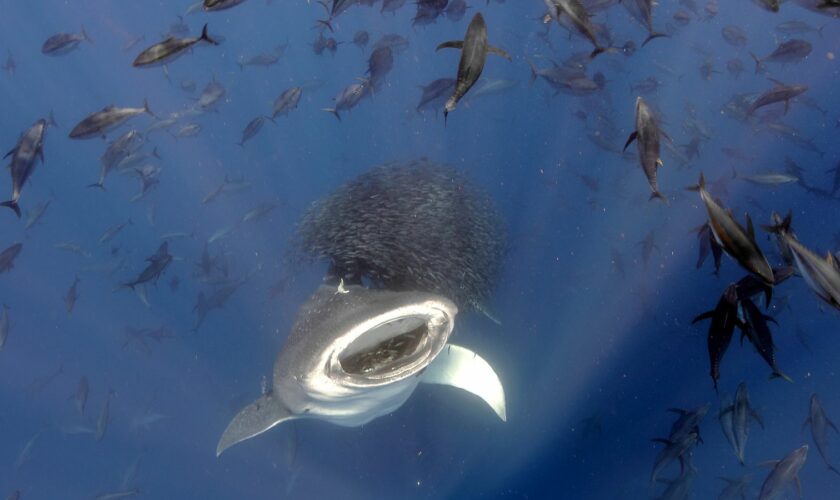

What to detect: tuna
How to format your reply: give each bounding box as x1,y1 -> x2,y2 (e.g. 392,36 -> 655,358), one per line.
758,445 -> 808,500
623,97 -> 668,202
437,13 -> 511,121
719,382 -> 764,464
133,24 -> 218,67
689,173 -> 774,285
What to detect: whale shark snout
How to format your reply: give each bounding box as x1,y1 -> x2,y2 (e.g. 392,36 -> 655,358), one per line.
217,284 -> 506,457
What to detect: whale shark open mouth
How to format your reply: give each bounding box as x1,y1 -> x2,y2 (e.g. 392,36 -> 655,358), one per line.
339,317 -> 429,376
329,306 -> 453,386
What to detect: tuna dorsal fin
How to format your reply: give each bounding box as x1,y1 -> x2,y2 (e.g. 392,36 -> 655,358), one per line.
436,40 -> 464,51
746,213 -> 756,241
487,45 -> 512,61
826,251 -> 836,267
421,344 -> 506,422
828,418 -> 840,434
623,131 -> 638,152
216,392 -> 296,457
757,460 -> 780,468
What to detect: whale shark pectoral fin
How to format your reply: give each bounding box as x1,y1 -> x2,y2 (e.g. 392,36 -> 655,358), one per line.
216,393 -> 296,457
421,344 -> 507,422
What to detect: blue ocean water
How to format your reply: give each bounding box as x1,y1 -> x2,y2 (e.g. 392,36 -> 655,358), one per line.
1,0 -> 839,498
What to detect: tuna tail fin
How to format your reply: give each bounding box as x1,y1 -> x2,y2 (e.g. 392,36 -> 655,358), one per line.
87,182 -> 106,191
769,371 -> 794,384
0,200 -> 21,218
199,24 -> 219,46
749,52 -> 764,74
321,108 -> 341,122
142,99 -> 155,118
828,464 -> 840,476
648,191 -> 669,205
81,26 -> 93,44
315,19 -> 333,33
761,210 -> 792,235
641,32 -> 667,47
685,171 -> 706,192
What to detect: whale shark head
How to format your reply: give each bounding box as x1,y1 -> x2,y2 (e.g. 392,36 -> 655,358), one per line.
217,284 -> 506,456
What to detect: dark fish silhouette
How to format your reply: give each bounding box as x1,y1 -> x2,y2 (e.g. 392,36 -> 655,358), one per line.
747,80 -> 808,116
805,394 -> 840,475
41,27 -> 93,56
719,382 -> 764,464
2,115 -> 54,217
750,39 -> 812,73
544,0 -> 616,56
122,242 -> 173,290
437,13 -> 510,122
765,213 -> 840,312
692,284 -> 740,390
417,78 -> 457,113
64,276 -> 80,314
650,431 -> 698,485
689,173 -> 774,285
758,445 -> 808,500
272,87 -> 302,119
133,24 -> 218,67
738,297 -> 792,382
322,79 -> 372,121
70,101 -> 152,140
624,97 -> 668,202
0,243 -> 23,272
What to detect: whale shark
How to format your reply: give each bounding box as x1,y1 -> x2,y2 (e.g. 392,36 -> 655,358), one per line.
217,283 -> 506,456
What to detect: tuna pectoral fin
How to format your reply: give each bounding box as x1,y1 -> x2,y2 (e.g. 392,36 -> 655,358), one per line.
421,344 -> 506,422
691,310 -> 714,324
217,393 -> 296,457
622,131 -> 637,152
436,40 -> 464,51
487,45 -> 512,61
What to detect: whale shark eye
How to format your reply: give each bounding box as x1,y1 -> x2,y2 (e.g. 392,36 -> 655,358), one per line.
339,317 -> 429,377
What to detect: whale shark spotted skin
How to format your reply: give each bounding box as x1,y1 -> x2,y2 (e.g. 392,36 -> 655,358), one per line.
217,284 -> 506,456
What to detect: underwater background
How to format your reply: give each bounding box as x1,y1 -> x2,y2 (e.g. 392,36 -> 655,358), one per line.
1,0 -> 839,498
